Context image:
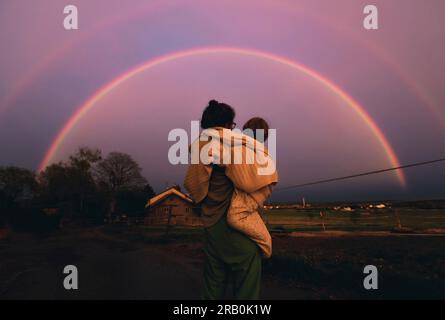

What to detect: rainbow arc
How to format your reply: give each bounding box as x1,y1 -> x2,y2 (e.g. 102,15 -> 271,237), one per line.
38,47 -> 406,186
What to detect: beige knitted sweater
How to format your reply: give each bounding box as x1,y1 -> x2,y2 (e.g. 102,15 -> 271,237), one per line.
184,128 -> 278,257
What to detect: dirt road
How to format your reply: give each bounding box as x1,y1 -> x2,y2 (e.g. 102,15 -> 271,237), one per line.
0,228 -> 309,299
1,227 -> 444,299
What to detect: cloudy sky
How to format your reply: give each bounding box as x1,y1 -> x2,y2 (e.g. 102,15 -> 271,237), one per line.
1,0 -> 444,201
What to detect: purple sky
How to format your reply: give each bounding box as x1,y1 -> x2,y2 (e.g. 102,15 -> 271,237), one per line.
1,0 -> 444,201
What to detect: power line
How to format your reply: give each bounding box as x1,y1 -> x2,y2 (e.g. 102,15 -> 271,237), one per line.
275,157 -> 445,192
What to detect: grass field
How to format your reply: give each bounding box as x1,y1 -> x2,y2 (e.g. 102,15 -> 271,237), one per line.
263,208 -> 445,233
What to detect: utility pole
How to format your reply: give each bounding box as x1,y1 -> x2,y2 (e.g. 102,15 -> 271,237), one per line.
320,211 -> 326,231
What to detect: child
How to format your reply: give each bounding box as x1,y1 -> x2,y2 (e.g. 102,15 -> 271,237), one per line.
226,117 -> 275,258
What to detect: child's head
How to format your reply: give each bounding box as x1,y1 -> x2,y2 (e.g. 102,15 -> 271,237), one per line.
243,117 -> 269,142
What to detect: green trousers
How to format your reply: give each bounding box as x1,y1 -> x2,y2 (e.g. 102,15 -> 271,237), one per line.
201,215 -> 262,300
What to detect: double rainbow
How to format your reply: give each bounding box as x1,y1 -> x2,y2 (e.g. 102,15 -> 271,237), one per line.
38,47 -> 406,186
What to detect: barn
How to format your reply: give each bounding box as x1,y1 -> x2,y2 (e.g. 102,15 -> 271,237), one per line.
144,186 -> 202,226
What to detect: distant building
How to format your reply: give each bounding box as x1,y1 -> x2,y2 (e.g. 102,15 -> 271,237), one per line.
144,187 -> 202,226
367,203 -> 387,209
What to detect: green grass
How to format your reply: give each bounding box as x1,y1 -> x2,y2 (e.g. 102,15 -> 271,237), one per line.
102,208 -> 445,234
263,208 -> 445,232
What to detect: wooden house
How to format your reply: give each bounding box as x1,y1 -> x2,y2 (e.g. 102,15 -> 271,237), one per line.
144,187 -> 202,226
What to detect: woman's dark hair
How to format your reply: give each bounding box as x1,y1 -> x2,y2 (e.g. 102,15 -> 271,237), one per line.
201,100 -> 235,129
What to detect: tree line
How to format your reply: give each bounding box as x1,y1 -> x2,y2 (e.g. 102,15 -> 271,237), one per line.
0,147 -> 155,231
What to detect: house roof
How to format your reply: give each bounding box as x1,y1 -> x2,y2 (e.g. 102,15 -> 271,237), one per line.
145,187 -> 194,208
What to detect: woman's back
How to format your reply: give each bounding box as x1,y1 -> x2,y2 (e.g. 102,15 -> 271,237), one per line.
200,165 -> 234,227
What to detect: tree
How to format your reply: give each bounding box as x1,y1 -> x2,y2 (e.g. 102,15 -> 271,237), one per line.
143,184 -> 155,199
0,166 -> 37,205
94,152 -> 146,193
115,183 -> 155,216
68,147 -> 102,212
68,147 -> 102,172
38,162 -> 73,206
39,147 -> 102,213
93,152 -> 147,217
0,166 -> 37,226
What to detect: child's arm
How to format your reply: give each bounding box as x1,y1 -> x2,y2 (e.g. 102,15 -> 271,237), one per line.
249,184 -> 274,208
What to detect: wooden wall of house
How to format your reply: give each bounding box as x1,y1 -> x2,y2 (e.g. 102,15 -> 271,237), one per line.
144,195 -> 202,226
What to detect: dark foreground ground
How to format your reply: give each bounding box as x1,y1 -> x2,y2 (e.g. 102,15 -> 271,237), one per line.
0,226 -> 444,299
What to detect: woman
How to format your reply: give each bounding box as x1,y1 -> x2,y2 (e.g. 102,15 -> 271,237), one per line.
184,100 -> 263,299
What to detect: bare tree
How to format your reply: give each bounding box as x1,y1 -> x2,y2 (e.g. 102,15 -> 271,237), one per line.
93,152 -> 147,219
94,152 -> 146,192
